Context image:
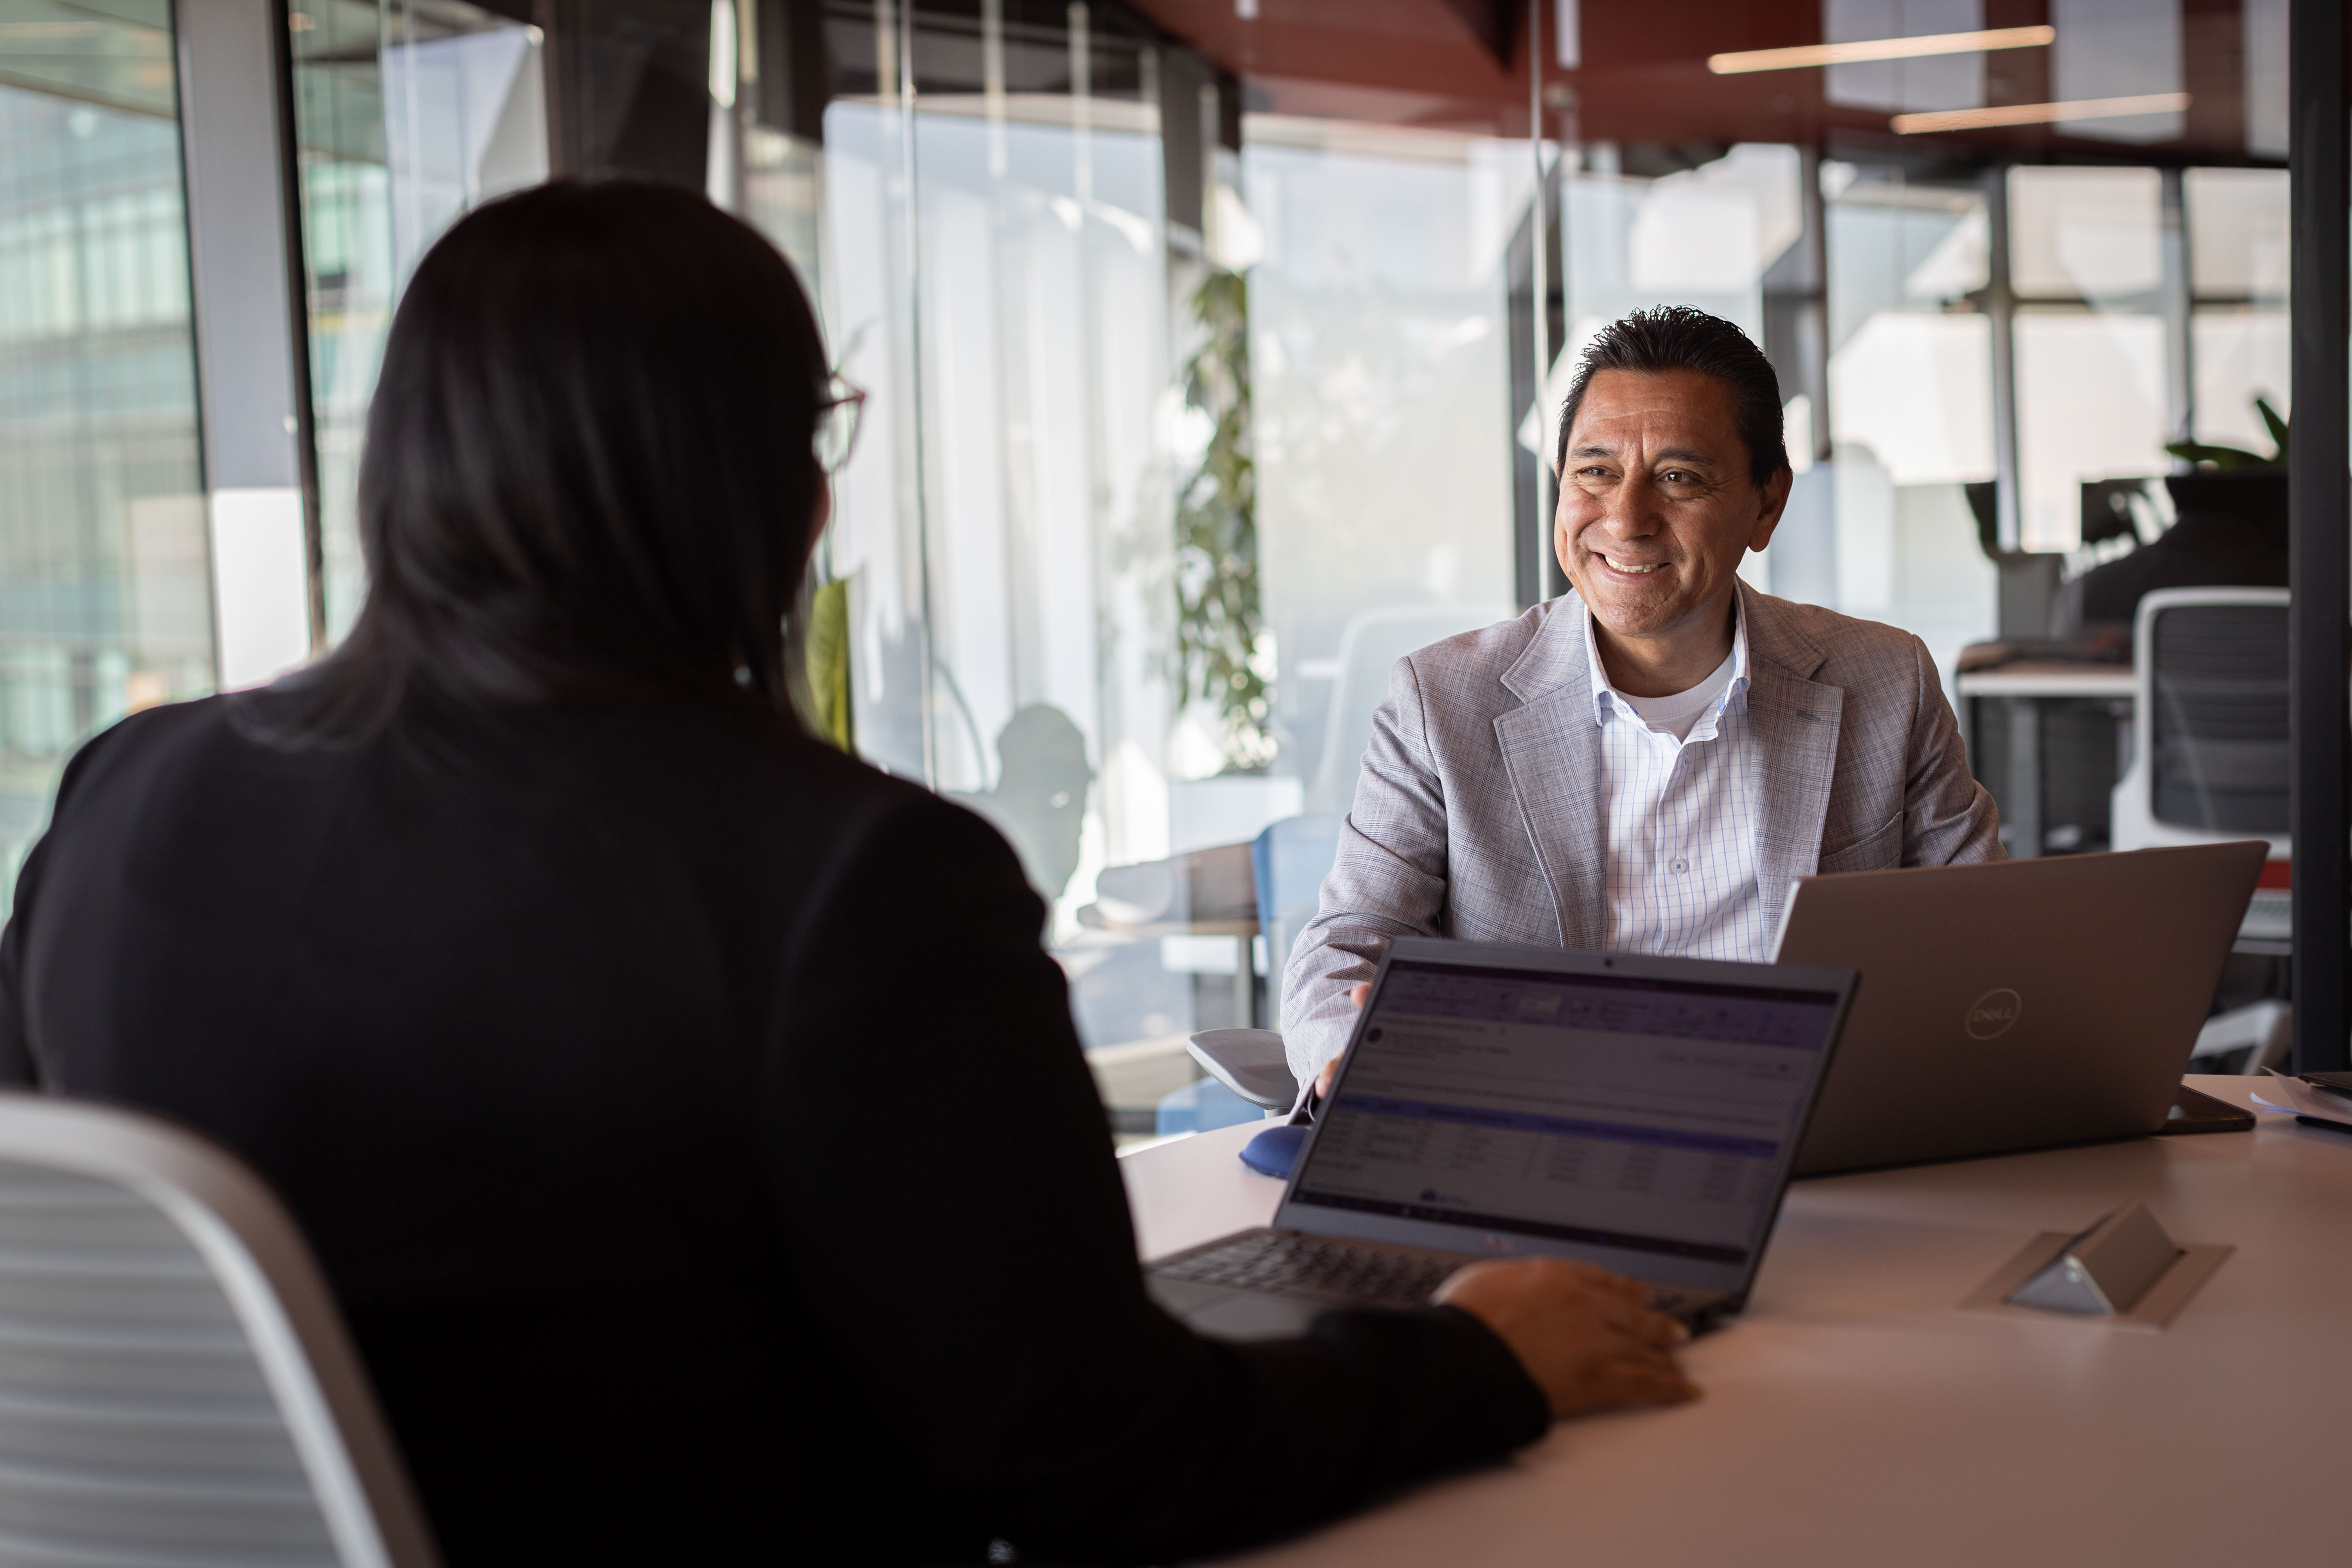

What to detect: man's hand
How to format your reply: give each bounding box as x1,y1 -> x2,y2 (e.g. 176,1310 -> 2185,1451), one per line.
1312,982 -> 1374,1099
1435,1258 -> 1699,1418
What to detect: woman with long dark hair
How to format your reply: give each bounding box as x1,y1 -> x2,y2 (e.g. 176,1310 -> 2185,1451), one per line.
0,182 -> 1690,1564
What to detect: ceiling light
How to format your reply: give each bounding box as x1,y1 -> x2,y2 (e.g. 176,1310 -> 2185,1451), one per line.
1709,26 -> 2055,75
1892,92 -> 2190,134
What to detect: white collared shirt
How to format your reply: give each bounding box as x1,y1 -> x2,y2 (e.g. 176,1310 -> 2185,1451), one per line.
1584,597 -> 1774,964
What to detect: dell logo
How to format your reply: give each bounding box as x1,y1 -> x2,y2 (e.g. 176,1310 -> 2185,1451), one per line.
1966,988 -> 2024,1040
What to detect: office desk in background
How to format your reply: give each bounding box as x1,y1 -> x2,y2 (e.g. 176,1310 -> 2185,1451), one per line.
1954,662 -> 2135,860
1121,1077 -> 2351,1568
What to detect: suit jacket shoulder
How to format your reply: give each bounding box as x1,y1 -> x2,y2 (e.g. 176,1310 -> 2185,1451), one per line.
1742,588 -> 1928,680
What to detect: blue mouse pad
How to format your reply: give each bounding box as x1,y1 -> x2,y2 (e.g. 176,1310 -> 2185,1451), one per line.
1239,1124 -> 1308,1179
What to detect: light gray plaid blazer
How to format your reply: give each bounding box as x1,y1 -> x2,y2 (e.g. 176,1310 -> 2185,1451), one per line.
1279,583 -> 2004,1081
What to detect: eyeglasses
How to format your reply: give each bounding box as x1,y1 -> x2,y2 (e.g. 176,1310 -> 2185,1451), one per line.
815,374 -> 867,474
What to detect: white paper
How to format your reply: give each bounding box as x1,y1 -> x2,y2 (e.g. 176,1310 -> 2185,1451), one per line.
2256,1069 -> 2352,1126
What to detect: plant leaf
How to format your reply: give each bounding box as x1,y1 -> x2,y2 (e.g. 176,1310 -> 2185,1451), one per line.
2164,440 -> 2268,470
2256,395 -> 2290,462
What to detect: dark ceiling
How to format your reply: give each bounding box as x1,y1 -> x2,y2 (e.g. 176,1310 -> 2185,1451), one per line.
1120,0 -> 2274,166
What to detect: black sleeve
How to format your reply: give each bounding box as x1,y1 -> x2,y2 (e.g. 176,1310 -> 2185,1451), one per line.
0,832 -> 43,1087
0,718 -> 124,1090
762,790 -> 1548,1564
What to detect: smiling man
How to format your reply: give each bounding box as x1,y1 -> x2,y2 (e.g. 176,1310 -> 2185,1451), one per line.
1280,306 -> 2002,1085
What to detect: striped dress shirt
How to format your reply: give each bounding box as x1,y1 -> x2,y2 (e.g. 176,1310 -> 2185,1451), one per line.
1582,596 -> 1776,964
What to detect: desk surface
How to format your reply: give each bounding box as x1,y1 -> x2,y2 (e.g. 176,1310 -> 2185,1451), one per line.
1954,662 -> 2137,698
1120,1078 -> 2352,1567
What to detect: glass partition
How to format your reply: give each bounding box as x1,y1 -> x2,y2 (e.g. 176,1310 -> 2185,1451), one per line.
0,0 -> 212,906
814,5 -> 1228,1134
290,0 -> 548,639
2186,167 -> 2290,455
1244,119 -> 1522,812
1817,160 -> 1996,666
65,0 -> 2306,1122
2009,166 -> 2172,552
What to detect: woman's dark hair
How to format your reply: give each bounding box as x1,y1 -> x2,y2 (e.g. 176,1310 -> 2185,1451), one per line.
271,180 -> 830,744
1554,306 -> 1790,488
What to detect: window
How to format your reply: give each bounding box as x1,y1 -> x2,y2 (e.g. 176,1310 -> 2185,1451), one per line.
0,2 -> 211,904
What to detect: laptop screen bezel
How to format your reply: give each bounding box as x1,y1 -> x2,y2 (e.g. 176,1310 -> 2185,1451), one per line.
1271,939 -> 1859,1302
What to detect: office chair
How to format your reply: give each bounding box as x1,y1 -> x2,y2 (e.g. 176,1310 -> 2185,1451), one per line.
1305,604 -> 1512,812
1184,812 -> 1348,1115
2110,587 -> 2292,857
2110,588 -> 2292,1068
1252,812 -> 1344,988
0,1092 -> 440,1568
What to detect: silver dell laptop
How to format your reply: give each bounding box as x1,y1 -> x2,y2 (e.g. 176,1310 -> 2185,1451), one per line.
1146,940 -> 1858,1340
1774,840 -> 2268,1177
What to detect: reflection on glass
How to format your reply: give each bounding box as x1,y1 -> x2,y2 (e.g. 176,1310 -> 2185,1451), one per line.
820,40 -> 1222,1131
2186,167 -> 2288,458
291,0 -> 546,640
2008,166 -> 2170,552
2009,166 -> 2160,299
2050,0 -> 2182,145
2186,168 -> 2288,299
1824,0 -> 1988,115
1245,120 -> 1520,811
1558,144 -> 1798,365
2242,0 -> 2288,160
2192,314 -> 2288,458
2016,310 -> 2168,551
0,10 -> 212,906
1815,164 -> 1996,664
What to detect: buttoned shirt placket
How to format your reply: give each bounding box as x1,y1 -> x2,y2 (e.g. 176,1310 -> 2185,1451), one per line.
1584,598 -> 1771,963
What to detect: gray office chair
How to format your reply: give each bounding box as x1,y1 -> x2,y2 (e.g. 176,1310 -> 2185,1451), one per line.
2110,587 -> 2292,856
2110,588 -> 2292,1072
0,1092 -> 440,1568
1306,604 -> 1513,812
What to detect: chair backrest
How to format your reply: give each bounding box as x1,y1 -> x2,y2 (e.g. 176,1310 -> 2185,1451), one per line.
1306,604 -> 1514,812
2138,587 -> 2292,834
0,1092 -> 440,1568
1252,812 -> 1344,978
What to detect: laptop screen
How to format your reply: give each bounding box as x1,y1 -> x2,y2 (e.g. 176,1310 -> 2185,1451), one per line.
1285,958 -> 1844,1280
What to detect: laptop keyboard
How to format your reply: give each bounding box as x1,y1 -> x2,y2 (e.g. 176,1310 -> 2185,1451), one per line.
1154,1231 -> 1458,1310
1154,1230 -> 1719,1323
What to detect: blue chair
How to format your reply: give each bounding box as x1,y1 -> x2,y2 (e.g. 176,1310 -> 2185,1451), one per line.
1156,813 -> 1346,1126
1252,812 -> 1344,990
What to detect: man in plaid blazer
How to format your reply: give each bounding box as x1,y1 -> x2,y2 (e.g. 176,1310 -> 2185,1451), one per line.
1282,308 -> 2002,1086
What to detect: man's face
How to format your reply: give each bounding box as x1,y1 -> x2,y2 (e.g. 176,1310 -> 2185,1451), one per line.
1554,368 -> 1791,644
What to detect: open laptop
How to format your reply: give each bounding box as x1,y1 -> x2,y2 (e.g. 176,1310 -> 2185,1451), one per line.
1146,940 -> 1858,1340
1774,840 -> 2267,1177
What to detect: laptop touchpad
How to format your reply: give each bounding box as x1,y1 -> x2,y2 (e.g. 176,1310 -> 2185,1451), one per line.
1174,1288 -> 1324,1342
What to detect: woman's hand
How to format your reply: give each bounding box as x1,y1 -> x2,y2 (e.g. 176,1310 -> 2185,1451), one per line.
1436,1258 -> 1700,1418
1321,981 -> 1696,1416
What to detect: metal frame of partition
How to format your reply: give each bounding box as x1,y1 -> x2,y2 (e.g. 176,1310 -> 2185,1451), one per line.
174,0 -> 324,680
2289,0 -> 2352,1077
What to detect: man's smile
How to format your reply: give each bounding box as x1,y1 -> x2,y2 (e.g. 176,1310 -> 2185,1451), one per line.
1596,553 -> 1668,576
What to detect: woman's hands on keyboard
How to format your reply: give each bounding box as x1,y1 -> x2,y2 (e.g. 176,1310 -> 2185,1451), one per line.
1435,1258 -> 1699,1418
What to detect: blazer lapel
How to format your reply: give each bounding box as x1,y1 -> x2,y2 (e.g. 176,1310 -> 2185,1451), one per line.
1741,586 -> 1844,922
1494,600 -> 1607,950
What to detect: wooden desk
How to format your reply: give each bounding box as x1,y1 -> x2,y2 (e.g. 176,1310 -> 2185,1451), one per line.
1120,1078 -> 2352,1567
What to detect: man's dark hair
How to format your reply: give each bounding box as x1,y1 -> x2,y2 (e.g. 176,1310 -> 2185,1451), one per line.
1554,306 -> 1790,488
265,180 -> 830,745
